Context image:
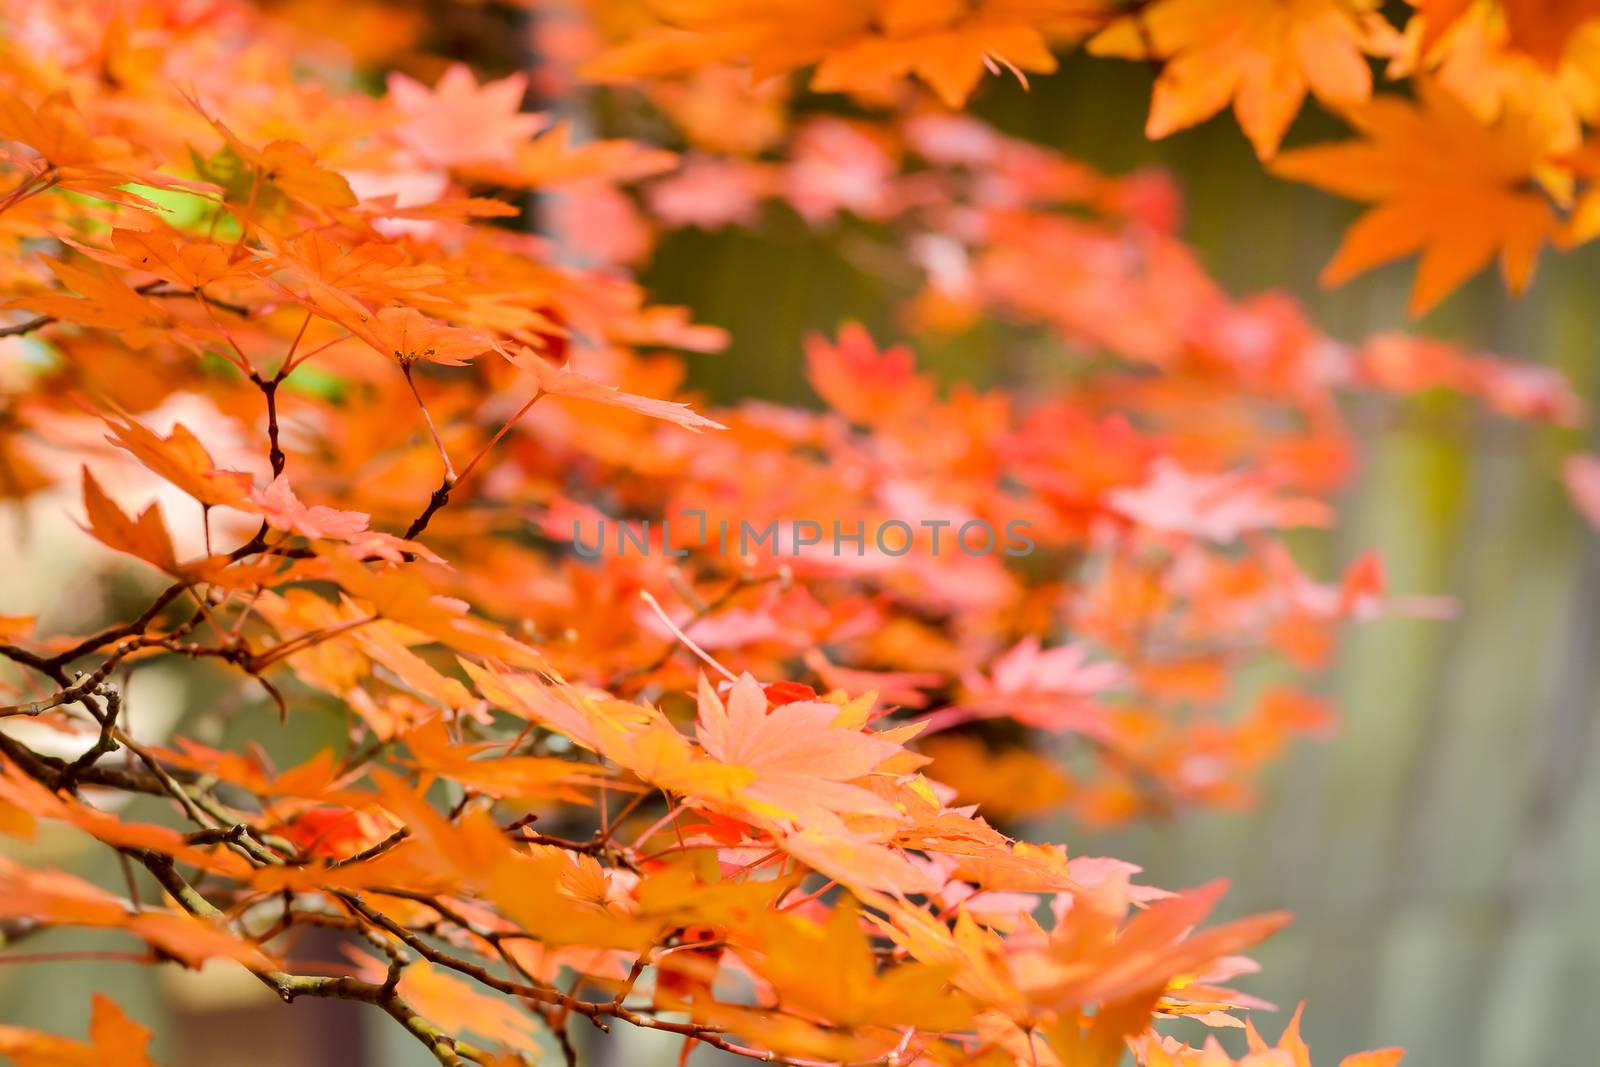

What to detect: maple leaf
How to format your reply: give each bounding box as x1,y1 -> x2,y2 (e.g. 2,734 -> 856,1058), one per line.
0,994 -> 163,1067
1108,459 -> 1331,541
150,739 -> 361,806
694,673 -> 902,828
1412,0 -> 1472,53
517,350 -> 726,431
323,552 -> 550,670
66,227 -> 240,292
79,466 -> 178,574
0,856 -> 270,968
804,323 -> 934,426
1136,1004 -> 1404,1066
0,761 -> 251,877
369,772 -> 656,950
959,636 -> 1126,733
747,902 -> 975,1030
352,955 -> 545,1056
491,123 -> 679,188
1271,80 -> 1560,315
400,715 -> 610,801
192,106 -> 357,212
101,412 -> 255,510
779,827 -> 942,895
1500,0 -> 1600,65
259,231 -> 451,307
8,257 -> 175,348
807,0 -> 1104,109
1090,0 -> 1401,159
1028,879 -> 1290,1010
586,0 -> 1109,109
272,805 -> 394,860
247,475 -> 371,540
337,305 -> 503,367
0,94 -> 183,209
387,63 -> 548,169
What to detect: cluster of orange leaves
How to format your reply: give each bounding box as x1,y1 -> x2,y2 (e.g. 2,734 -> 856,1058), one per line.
0,1 -> 1583,1066
584,0 -> 1600,316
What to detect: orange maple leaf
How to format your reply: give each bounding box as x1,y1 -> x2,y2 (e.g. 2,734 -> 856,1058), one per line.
804,322 -> 934,427
1500,0 -> 1600,65
0,994 -> 163,1067
101,412 -> 255,510
340,305 -> 503,367
694,673 -> 901,828
517,349 -> 726,431
247,475 -> 371,541
79,467 -> 178,574
1272,80 -> 1560,314
585,0 -> 1109,109
8,257 -> 176,348
1090,0 -> 1401,159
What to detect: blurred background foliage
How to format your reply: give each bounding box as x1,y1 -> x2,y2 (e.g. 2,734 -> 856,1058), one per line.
634,50 -> 1600,1067
4,15 -> 1600,1067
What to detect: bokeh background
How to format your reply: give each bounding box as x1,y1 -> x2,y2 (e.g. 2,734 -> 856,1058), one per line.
3,17 -> 1599,1067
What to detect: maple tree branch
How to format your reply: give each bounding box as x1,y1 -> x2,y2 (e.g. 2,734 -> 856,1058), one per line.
250,369 -> 288,477
0,706 -> 910,1067
403,477 -> 455,541
0,282 -> 249,339
40,581 -> 191,668
0,312 -> 54,339
134,853 -> 488,1066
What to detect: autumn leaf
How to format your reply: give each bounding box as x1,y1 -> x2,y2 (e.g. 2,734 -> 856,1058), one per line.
1500,0 -> 1600,65
259,231 -> 451,307
247,475 -> 371,541
98,412 -> 254,509
745,902 -> 974,1030
516,349 -> 726,431
338,305 -> 504,367
0,994 -> 163,1067
1139,1014 -> 1405,1067
386,63 -> 548,169
0,856 -> 271,968
79,467 -> 178,574
804,322 -> 934,426
490,123 -> 679,188
63,227 -> 242,292
1090,0 -> 1401,159
1272,79 -> 1560,314
353,956 -> 544,1056
191,105 -> 357,212
694,673 -> 902,828
0,761 -> 253,877
958,636 -> 1126,734
400,715 -> 611,801
1411,0 -> 1471,52
585,0 -> 1109,108
0,94 -> 179,208
8,257 -> 176,348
